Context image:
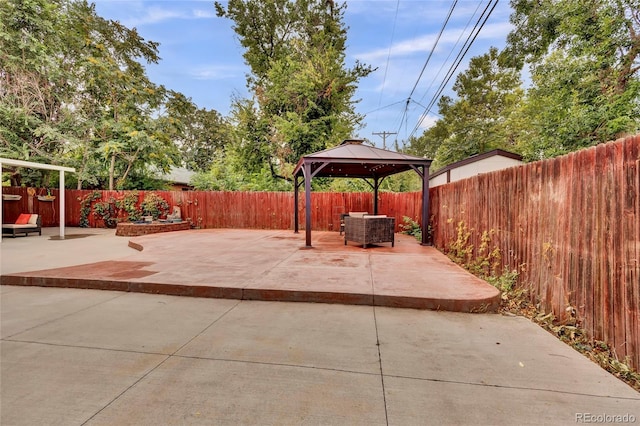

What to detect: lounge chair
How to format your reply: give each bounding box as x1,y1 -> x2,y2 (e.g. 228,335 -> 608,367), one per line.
2,214 -> 42,237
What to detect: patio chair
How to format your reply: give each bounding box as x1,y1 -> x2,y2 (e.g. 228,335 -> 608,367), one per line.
340,212 -> 367,235
2,214 -> 42,238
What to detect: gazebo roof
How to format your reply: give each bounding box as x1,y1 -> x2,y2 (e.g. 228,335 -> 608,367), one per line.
293,139 -> 432,179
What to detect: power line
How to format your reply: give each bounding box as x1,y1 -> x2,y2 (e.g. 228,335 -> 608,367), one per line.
408,0 -> 500,139
363,99 -> 407,115
376,0 -> 401,114
416,0 -> 486,107
406,0 -> 459,102
396,0 -> 459,139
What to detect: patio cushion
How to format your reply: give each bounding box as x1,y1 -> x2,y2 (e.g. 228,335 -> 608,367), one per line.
28,214 -> 39,225
15,214 -> 31,224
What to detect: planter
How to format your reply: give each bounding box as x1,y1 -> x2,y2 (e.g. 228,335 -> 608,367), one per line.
2,194 -> 22,201
37,195 -> 56,202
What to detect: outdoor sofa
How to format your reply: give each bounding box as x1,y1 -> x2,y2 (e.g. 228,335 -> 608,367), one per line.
2,214 -> 42,237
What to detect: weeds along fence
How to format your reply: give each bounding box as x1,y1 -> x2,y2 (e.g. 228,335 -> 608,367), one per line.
430,134 -> 639,370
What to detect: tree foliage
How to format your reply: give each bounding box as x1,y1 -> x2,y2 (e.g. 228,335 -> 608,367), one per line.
216,0 -> 373,182
161,91 -> 230,172
0,0 -> 222,189
506,0 -> 640,158
409,0 -> 640,168
408,47 -> 523,169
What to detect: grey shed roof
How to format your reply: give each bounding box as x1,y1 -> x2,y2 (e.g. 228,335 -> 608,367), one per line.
293,139 -> 432,179
158,167 -> 195,185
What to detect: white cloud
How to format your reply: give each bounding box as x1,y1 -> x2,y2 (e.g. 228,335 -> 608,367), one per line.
189,65 -> 243,81
356,21 -> 513,63
136,7 -> 184,25
417,113 -> 439,130
107,4 -> 215,28
193,8 -> 216,19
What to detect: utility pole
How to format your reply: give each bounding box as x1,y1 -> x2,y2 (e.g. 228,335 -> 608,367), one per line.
372,131 -> 397,150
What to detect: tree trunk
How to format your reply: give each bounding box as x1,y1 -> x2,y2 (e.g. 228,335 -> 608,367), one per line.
109,153 -> 116,190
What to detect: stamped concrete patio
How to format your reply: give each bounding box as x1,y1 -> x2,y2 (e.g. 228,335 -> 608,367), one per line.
1,228 -> 499,312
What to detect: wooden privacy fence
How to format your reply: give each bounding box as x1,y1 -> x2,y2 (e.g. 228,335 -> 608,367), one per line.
1,188 -> 419,233
430,135 -> 639,370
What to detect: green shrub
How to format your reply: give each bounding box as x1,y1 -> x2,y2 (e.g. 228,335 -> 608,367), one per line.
141,192 -> 169,219
400,216 -> 422,241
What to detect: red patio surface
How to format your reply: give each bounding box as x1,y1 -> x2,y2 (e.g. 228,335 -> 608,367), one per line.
2,229 -> 500,312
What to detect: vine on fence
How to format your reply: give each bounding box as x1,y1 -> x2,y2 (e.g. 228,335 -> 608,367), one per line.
77,191 -> 169,227
115,191 -> 141,222
141,192 -> 169,219
78,191 -> 102,228
93,198 -> 117,228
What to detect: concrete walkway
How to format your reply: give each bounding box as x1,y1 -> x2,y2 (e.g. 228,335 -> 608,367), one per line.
1,228 -> 500,312
1,285 -> 638,425
1,228 -> 638,424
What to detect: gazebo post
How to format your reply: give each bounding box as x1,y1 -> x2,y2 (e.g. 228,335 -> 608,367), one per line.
373,177 -> 380,215
294,175 -> 299,233
304,162 -> 312,247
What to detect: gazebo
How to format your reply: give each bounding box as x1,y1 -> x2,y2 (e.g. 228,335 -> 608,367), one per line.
292,139 -> 433,247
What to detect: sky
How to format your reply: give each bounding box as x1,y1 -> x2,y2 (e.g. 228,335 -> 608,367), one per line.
93,0 -> 515,148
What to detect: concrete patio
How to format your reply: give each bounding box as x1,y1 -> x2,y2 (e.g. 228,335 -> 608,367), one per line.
1,227 -> 500,312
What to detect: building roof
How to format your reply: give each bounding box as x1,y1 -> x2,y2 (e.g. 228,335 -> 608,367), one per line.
429,149 -> 523,180
158,167 -> 195,185
293,139 -> 432,179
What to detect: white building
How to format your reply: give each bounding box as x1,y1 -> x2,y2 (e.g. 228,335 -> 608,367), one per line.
429,149 -> 524,187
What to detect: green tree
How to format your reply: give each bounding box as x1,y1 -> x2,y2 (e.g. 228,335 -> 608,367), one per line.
506,0 -> 640,158
160,91 -> 230,172
216,0 -> 373,182
408,47 -> 523,169
0,0 -> 74,173
1,0 -> 186,189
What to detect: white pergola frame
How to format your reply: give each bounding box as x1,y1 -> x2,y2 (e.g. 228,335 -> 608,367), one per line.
1,158 -> 75,240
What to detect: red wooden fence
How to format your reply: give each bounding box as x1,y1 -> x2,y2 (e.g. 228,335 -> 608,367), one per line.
2,134 -> 638,369
430,135 -> 639,370
1,188 -> 423,232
